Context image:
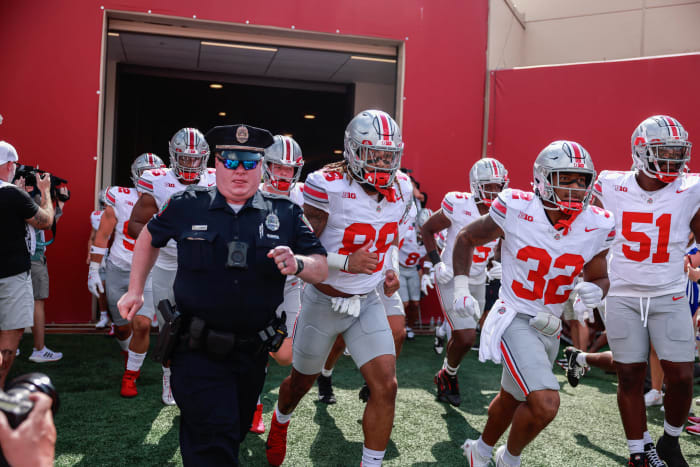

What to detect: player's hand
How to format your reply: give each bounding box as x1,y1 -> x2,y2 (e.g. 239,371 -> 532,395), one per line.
347,240 -> 378,275
267,246 -> 299,275
117,291 -> 144,321
573,296 -> 591,325
573,281 -> 603,309
486,260 -> 502,281
13,176 -> 26,191
434,262 -> 453,284
87,262 -> 104,297
0,392 -> 56,467
330,295 -> 361,318
421,273 -> 434,295
452,292 -> 480,319
383,270 -> 400,297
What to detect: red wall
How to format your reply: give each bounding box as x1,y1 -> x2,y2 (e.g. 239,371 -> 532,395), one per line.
0,1 -> 489,322
487,54 -> 700,191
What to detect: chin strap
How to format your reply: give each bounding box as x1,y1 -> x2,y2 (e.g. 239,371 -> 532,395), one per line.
553,208 -> 581,236
375,185 -> 397,202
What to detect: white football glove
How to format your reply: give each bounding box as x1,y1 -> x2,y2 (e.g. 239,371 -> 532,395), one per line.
421,273 -> 434,295
87,262 -> 104,298
434,262 -> 453,284
330,295 -> 362,318
451,275 -> 480,319
486,260 -> 502,281
573,295 -> 591,325
573,281 -> 603,309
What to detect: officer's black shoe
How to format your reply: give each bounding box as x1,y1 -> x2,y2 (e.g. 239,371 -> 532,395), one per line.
656,433 -> 688,467
644,443 -> 665,467
317,375 -> 337,404
627,452 -> 646,467
358,382 -> 370,403
434,368 -> 461,407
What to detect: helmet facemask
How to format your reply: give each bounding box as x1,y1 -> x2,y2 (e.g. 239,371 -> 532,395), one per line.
473,181 -> 508,207
469,158 -> 509,207
345,139 -> 403,189
636,142 -> 691,183
168,128 -> 210,183
541,170 -> 595,215
171,154 -> 208,182
263,161 -> 302,194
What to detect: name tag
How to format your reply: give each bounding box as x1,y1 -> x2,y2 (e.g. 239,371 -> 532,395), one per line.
191,225 -> 208,231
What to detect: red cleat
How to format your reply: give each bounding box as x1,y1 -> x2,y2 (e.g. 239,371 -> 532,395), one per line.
250,403 -> 265,434
266,411 -> 289,466
120,369 -> 140,397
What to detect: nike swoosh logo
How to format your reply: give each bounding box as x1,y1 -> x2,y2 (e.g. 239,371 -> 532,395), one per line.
677,188 -> 688,193
584,227 -> 599,232
672,295 -> 684,301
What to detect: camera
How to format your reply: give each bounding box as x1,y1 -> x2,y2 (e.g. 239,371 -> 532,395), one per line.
13,164 -> 70,203
0,372 -> 59,429
226,241 -> 248,270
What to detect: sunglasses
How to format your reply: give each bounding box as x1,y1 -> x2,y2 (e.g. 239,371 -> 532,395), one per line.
217,157 -> 259,170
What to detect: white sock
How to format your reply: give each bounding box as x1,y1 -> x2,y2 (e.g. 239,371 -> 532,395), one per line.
99,311 -> 108,318
643,431 -> 653,445
476,436 -> 493,458
126,350 -> 146,372
162,366 -> 171,377
436,323 -> 446,338
443,359 -> 459,376
257,396 -> 261,405
321,368 -> 333,378
274,405 -> 292,424
664,420 -> 683,437
33,347 -> 45,353
627,439 -> 644,454
576,353 -> 588,366
502,447 -> 521,466
361,446 -> 385,466
117,335 -> 131,351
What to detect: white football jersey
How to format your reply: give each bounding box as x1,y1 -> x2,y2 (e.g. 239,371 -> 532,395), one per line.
441,191 -> 498,283
304,168 -> 413,294
289,182 -> 305,207
90,210 -> 103,231
399,223 -> 426,268
594,171 -> 700,297
490,188 -> 615,318
104,187 -> 139,270
137,168 -> 216,270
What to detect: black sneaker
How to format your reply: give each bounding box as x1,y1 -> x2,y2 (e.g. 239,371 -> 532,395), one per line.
433,336 -> 445,355
656,433 -> 688,467
358,382 -> 370,403
434,368 -> 461,407
317,375 -> 337,404
564,346 -> 586,388
628,453 -> 647,467
644,443 -> 665,467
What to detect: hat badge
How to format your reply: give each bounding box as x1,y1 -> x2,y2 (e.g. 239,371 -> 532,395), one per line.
236,126 -> 249,143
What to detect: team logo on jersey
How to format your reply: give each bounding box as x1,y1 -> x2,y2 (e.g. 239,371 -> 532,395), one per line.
342,192 -> 356,199
236,126 -> 249,143
265,213 -> 280,231
158,199 -> 170,216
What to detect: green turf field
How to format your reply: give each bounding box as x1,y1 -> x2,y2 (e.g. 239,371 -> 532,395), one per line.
12,334 -> 700,466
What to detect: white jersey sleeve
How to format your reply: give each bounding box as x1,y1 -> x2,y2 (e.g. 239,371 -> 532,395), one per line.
104,186 -> 139,270
90,210 -> 103,231
289,183 -> 305,207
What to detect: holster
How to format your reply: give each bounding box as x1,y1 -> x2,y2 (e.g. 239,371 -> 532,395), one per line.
259,311 -> 288,353
152,300 -> 184,364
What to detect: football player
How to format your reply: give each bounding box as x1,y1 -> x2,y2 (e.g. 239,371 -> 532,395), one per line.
128,128 -> 215,405
458,141 -> 614,467
88,189 -> 110,329
591,116 -> 698,467
87,153 -> 165,397
421,158 -> 508,406
249,134 -> 305,434
266,110 -> 409,467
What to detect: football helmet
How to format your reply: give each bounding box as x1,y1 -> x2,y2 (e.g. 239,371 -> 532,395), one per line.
417,208 -> 433,229
130,153 -> 165,186
631,115 -> 692,183
533,140 -> 596,214
263,135 -> 304,194
469,158 -> 508,206
168,128 -> 210,182
344,109 -> 404,189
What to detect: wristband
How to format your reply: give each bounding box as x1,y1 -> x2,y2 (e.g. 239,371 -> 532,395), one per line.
423,261 -> 433,269
327,252 -> 350,271
428,250 -> 441,265
386,245 -> 399,272
90,245 -> 108,255
295,257 -> 305,275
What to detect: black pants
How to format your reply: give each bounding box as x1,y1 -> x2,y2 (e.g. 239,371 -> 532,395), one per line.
170,349 -> 268,466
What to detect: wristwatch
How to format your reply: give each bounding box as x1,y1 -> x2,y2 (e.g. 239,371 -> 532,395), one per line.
295,257 -> 305,275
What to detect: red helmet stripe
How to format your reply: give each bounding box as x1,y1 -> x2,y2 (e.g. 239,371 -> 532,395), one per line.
285,138 -> 292,162
188,128 -> 195,148
664,117 -> 679,137
570,142 -> 582,158
379,113 -> 391,137
490,159 -> 499,177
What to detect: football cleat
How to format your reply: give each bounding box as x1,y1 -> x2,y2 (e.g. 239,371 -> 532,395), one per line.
564,346 -> 587,387
250,403 -> 265,434
406,327 -> 415,340
317,375 -> 337,404
644,443 -> 665,467
644,389 -> 664,407
462,439 -> 491,467
433,336 -> 445,355
120,369 -> 140,397
95,315 -> 110,328
434,369 -> 461,407
656,434 -> 689,467
493,445 -> 519,467
628,453 -> 647,467
686,424 -> 700,436
162,371 -> 176,406
266,411 -> 289,466
359,382 -> 370,403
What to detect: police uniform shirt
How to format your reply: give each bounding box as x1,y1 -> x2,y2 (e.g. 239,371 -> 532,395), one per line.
147,185 -> 326,334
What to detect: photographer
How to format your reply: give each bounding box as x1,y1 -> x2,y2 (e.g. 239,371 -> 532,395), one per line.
0,141 -> 54,387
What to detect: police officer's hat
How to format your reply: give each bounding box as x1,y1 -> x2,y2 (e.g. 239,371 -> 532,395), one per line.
205,125 -> 274,161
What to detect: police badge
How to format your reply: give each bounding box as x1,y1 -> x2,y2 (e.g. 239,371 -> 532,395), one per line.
265,213 -> 280,231
236,126 -> 249,143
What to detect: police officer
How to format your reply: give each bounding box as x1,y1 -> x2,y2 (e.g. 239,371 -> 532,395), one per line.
117,124 -> 328,466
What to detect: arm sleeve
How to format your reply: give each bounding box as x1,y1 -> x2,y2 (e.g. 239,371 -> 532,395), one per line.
302,171 -> 330,213
136,173 -> 155,195
104,186 -> 117,208
441,193 -> 458,223
292,204 -> 327,257
147,196 -> 181,248
488,192 -> 508,229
